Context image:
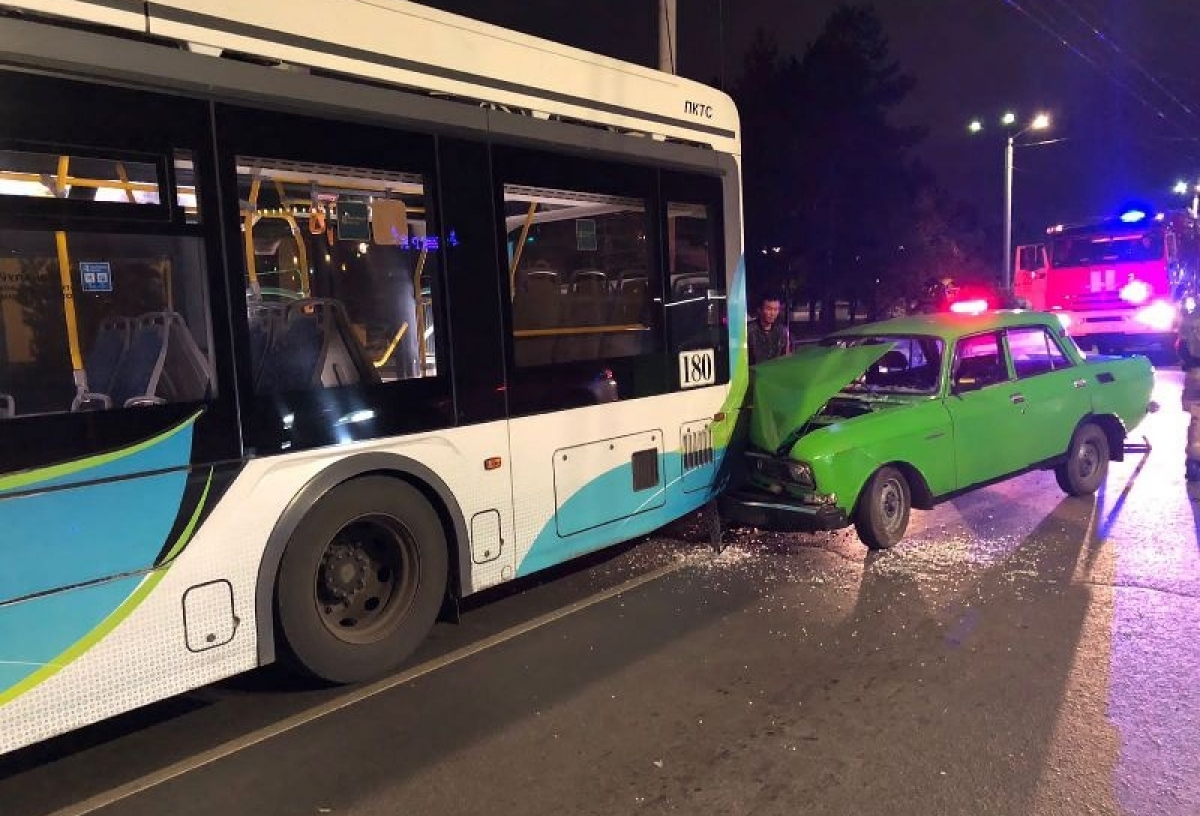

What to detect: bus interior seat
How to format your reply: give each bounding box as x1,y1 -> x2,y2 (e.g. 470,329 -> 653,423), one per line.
601,271 -> 650,357
513,269 -> 561,367
158,312 -> 214,403
108,313 -> 171,408
570,269 -> 608,295
84,315 -> 131,397
557,269 -> 608,362
248,303 -> 286,390
309,298 -> 381,388
257,298 -> 381,393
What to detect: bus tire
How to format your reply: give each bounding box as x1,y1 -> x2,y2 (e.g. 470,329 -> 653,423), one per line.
275,475 -> 449,683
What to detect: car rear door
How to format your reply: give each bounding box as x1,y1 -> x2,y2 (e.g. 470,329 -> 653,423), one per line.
1003,325 -> 1091,463
943,331 -> 1028,488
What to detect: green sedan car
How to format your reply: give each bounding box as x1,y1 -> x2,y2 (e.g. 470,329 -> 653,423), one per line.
720,311 -> 1157,549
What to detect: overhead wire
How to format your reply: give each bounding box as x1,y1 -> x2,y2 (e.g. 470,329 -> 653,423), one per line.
996,0 -> 1194,137
1043,0 -> 1200,127
998,0 -> 1200,183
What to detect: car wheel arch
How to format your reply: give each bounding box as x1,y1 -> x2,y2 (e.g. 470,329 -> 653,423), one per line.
1074,414 -> 1127,463
851,461 -> 934,512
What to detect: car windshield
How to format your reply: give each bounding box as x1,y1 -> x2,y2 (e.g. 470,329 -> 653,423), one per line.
820,334 -> 945,395
1050,231 -> 1164,267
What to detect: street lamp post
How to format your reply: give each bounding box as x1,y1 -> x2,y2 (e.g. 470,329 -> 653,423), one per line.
1174,179 -> 1200,218
971,112 -> 1051,291
1003,135 -> 1015,292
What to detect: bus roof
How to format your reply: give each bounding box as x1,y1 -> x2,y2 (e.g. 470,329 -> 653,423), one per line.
1,0 -> 740,154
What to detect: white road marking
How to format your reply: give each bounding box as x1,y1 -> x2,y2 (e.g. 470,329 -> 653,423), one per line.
47,558 -> 689,816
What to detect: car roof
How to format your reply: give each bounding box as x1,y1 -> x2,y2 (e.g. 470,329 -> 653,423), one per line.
830,310 -> 1062,342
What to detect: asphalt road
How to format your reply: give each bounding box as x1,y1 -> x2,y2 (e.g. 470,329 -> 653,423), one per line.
2,368 -> 1198,816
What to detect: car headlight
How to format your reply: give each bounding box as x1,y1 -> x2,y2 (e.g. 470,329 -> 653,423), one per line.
787,462 -> 815,487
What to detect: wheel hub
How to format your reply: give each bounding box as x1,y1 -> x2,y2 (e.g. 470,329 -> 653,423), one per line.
1078,442 -> 1099,479
881,480 -> 902,528
320,544 -> 369,603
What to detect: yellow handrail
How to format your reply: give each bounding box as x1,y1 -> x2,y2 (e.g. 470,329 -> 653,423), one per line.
243,177 -> 262,296
413,247 -> 428,369
54,231 -> 84,383
115,163 -> 137,204
508,200 -> 538,301
514,324 -> 647,338
373,322 -> 409,369
0,171 -> 159,194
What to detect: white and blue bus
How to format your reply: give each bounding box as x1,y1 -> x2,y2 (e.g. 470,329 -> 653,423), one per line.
0,0 -> 745,755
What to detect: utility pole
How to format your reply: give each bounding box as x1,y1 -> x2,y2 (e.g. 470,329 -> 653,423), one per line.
658,0 -> 677,74
1003,135 -> 1014,292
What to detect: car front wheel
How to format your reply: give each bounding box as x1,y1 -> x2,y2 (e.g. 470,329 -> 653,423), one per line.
853,466 -> 911,550
1055,423 -> 1110,496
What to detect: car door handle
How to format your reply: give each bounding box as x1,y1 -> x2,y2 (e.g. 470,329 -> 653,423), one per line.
1073,378 -> 1088,389
1010,393 -> 1026,404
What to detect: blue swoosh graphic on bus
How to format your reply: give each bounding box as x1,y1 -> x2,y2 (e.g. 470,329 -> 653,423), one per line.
516,447 -> 727,577
0,416 -> 199,700
0,576 -> 142,695
0,419 -> 195,604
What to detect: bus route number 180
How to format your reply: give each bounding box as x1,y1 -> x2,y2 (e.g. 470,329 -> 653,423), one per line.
678,348 -> 716,389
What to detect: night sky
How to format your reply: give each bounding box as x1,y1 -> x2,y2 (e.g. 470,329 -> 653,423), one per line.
413,0 -> 1199,243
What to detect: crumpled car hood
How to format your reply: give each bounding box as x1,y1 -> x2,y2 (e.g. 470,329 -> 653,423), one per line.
750,343 -> 894,453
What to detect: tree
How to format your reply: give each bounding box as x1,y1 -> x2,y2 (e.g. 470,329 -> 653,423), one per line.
792,5 -> 924,327
734,6 -> 955,328
733,30 -> 802,303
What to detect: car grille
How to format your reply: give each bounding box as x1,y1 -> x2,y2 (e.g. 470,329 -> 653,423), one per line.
747,452 -> 790,481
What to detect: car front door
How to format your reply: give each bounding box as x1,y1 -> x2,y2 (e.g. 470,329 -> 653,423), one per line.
943,331 -> 1028,488
1003,325 -> 1091,463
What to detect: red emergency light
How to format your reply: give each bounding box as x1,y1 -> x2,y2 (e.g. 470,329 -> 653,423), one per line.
949,299 -> 989,315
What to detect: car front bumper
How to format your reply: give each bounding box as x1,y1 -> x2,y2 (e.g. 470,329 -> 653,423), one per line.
719,487 -> 849,532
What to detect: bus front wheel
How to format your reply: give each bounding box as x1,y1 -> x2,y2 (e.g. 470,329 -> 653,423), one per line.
275,475 -> 449,683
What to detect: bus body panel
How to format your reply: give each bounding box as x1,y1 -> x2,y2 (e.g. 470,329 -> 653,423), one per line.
0,420 -> 515,753
0,5 -> 747,756
1,0 -> 739,153
509,388 -> 732,577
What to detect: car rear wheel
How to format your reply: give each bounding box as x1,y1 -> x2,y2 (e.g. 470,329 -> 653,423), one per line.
853,466 -> 911,550
1055,423 -> 1110,496
275,476 -> 449,683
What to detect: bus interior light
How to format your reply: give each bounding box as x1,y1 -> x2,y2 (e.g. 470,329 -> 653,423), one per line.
1120,209 -> 1148,224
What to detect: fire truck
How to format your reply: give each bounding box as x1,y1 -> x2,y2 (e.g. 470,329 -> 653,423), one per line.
1014,208 -> 1200,354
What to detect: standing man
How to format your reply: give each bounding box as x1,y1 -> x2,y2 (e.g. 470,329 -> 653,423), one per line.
1179,298 -> 1200,482
748,294 -> 790,365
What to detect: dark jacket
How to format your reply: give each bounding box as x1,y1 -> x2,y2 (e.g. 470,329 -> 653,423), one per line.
748,319 -> 790,365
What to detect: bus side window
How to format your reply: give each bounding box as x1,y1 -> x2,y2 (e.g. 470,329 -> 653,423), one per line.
236,156 -> 439,389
